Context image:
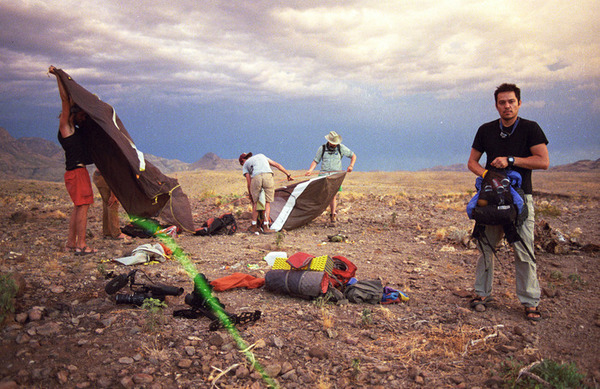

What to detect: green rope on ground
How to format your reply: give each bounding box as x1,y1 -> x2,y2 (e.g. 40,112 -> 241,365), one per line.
134,218 -> 279,389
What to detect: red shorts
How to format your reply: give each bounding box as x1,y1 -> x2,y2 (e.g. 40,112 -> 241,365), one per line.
64,168 -> 94,206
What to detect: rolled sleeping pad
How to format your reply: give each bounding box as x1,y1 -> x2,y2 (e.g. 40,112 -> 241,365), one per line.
265,269 -> 325,298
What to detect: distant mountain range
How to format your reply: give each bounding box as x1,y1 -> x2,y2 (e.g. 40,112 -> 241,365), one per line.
0,127 -> 597,181
421,163 -> 469,172
0,127 -> 239,182
422,159 -> 600,172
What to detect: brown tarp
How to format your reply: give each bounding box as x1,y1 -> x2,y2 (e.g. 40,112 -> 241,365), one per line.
269,172 -> 346,230
54,69 -> 195,233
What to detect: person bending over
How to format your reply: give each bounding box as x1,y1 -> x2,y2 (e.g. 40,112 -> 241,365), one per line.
239,152 -> 293,234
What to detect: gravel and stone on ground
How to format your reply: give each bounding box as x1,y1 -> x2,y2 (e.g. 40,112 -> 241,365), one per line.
0,171 -> 599,388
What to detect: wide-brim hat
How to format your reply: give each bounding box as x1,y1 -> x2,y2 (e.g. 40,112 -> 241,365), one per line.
325,131 -> 342,145
239,152 -> 252,165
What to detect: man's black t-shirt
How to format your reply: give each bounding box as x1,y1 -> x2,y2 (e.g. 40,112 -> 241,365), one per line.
472,117 -> 548,194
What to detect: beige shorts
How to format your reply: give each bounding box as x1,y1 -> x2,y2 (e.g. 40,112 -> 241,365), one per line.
251,173 -> 275,203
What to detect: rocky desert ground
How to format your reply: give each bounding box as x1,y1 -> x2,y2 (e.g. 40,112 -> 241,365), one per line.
0,169 -> 599,388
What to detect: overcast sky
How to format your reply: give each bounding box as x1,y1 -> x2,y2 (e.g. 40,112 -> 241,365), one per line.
1,0 -> 598,171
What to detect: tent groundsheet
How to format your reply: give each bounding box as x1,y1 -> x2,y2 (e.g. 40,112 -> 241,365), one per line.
270,172 -> 346,231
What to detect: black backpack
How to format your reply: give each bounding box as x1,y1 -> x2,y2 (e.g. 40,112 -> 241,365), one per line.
195,213 -> 237,236
121,217 -> 163,238
321,144 -> 341,160
467,168 -> 534,261
470,168 -> 527,227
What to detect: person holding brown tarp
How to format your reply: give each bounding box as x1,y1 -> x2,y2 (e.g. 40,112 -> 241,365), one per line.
48,66 -> 196,234
49,65 -> 97,256
305,131 -> 356,222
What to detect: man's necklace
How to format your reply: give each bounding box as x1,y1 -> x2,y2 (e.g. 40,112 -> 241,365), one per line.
499,117 -> 520,139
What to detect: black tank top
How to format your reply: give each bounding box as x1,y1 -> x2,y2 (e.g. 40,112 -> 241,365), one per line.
58,130 -> 86,171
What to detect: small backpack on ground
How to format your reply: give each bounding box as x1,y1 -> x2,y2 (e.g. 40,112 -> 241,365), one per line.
344,279 -> 383,304
328,255 -> 358,290
121,217 -> 163,238
195,213 -> 237,236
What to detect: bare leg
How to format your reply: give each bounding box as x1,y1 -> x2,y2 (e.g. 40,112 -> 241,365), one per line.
251,202 -> 258,223
74,204 -> 90,249
264,202 -> 271,224
67,206 -> 78,248
329,195 -> 337,221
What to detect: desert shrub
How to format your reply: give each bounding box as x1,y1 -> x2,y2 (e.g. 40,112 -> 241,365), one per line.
536,202 -> 561,218
499,358 -> 587,388
97,263 -> 108,278
197,190 -> 217,201
274,231 -> 284,249
360,308 -> 373,326
434,226 -> 471,245
568,273 -> 586,289
312,292 -> 333,309
530,360 -> 586,388
447,226 -> 471,244
351,358 -> 362,377
0,274 -> 18,324
142,298 -> 167,332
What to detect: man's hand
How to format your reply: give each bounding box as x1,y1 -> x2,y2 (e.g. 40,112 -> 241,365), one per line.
108,193 -> 119,207
347,166 -> 354,173
490,157 -> 509,169
305,171 -> 313,176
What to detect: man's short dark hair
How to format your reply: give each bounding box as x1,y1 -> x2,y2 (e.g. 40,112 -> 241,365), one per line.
494,83 -> 521,103
239,152 -> 252,166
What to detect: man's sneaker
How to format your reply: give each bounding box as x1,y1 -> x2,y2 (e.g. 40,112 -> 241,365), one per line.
261,225 -> 275,234
248,225 -> 261,233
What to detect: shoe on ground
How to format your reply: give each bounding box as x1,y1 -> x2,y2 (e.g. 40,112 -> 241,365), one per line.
469,295 -> 493,312
261,225 -> 275,234
525,306 -> 542,321
330,213 -> 337,223
248,225 -> 261,233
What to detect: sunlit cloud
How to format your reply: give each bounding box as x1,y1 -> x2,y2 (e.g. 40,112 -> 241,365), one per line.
0,0 -> 598,169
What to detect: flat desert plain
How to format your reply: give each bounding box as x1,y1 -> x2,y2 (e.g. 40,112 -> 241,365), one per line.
0,169 -> 598,388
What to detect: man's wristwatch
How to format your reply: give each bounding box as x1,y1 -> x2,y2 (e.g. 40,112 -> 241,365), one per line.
507,156 -> 515,167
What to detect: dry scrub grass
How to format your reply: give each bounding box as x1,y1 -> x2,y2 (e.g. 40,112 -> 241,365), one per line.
1,169 -> 599,387
172,170 -> 479,199
167,169 -> 600,202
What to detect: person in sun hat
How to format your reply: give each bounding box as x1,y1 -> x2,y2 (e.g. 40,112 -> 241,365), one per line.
239,152 -> 293,234
305,131 -> 356,223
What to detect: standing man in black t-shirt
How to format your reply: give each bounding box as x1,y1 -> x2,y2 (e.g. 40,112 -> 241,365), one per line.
467,83 -> 549,321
